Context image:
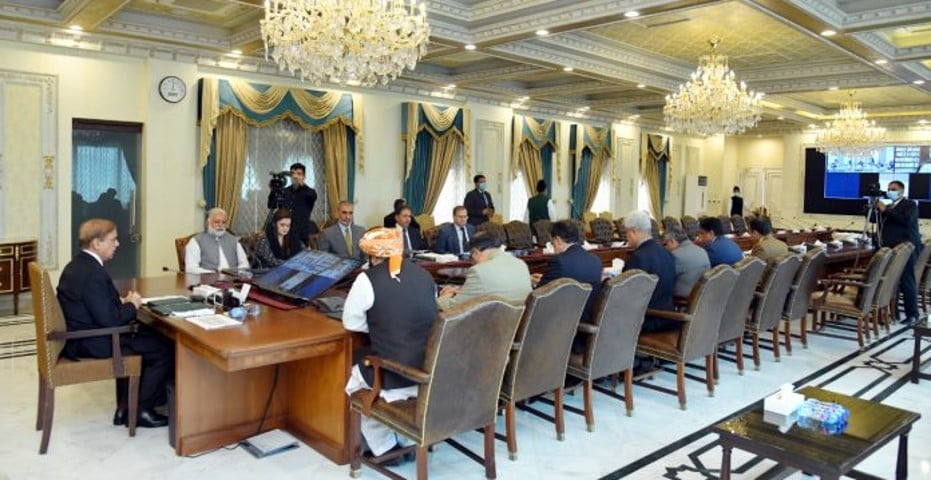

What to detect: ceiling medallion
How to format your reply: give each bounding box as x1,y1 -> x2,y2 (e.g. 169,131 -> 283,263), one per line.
260,0 -> 430,87
663,38 -> 764,136
815,91 -> 886,159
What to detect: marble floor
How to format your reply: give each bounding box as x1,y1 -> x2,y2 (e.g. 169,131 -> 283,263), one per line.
1,300 -> 930,479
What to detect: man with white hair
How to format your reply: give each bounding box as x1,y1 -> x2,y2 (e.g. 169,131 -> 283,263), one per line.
622,210 -> 677,333
184,207 -> 250,273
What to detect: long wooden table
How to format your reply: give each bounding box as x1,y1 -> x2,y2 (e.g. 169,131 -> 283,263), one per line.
122,274 -> 352,463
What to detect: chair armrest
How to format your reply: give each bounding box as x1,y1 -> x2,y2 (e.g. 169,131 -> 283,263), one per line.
645,308 -> 691,322
510,341 -> 522,352
829,273 -> 865,280
843,267 -> 867,274
48,324 -> 137,378
819,278 -> 868,289
359,355 -> 431,415
673,296 -> 690,308
577,322 -> 599,334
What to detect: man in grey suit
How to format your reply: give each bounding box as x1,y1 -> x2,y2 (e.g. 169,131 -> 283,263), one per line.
437,233 -> 531,310
318,200 -> 366,261
663,225 -> 710,298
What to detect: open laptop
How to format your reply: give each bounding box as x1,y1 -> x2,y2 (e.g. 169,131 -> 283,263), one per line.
254,250 -> 364,303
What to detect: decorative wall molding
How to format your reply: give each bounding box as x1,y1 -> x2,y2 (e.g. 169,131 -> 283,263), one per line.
474,119 -> 506,188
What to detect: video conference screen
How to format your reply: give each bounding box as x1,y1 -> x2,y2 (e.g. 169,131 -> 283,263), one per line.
805,146 -> 931,218
256,250 -> 364,301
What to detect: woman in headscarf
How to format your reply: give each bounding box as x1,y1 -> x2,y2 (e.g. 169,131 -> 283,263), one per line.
255,208 -> 304,267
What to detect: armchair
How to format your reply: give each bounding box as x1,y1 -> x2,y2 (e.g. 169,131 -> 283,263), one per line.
745,254 -> 801,368
714,257 -> 766,379
781,248 -> 827,352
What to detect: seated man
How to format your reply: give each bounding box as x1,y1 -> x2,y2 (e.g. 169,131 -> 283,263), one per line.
343,228 -> 438,459
664,225 -> 710,298
434,205 -> 476,256
698,216 -> 743,267
749,217 -> 788,261
383,198 -> 420,230
532,220 -> 602,322
395,205 -> 424,255
623,210 -> 677,333
57,219 -> 173,428
184,207 -> 250,273
437,233 -> 532,310
319,200 -> 366,261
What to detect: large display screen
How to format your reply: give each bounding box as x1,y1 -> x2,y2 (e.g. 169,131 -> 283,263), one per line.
256,249 -> 363,301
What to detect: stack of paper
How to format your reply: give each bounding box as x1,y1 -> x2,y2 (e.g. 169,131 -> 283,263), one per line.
185,314 -> 241,330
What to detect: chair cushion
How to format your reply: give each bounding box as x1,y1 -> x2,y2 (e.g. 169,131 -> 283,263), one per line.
636,329 -> 683,361
811,292 -> 861,316
350,390 -> 423,444
51,355 -> 142,387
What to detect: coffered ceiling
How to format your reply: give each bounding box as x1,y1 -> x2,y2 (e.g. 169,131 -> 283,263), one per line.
1,0 -> 930,134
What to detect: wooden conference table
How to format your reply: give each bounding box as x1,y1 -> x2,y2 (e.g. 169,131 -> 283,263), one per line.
121,274 -> 352,463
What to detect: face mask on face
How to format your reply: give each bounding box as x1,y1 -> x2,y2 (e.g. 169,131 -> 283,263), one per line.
887,190 -> 900,201
479,182 -> 487,191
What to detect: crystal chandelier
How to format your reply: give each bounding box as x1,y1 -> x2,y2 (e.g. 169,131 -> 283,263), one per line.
815,91 -> 886,158
663,39 -> 764,136
260,0 -> 431,87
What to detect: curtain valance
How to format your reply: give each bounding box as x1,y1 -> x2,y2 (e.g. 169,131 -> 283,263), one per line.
402,102 -> 470,180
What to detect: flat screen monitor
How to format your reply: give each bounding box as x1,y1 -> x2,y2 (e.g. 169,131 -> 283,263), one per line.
255,250 -> 363,301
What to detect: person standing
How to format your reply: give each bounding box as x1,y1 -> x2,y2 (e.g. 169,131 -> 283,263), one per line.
526,179 -> 556,225
877,180 -> 922,325
730,186 -> 743,217
464,174 -> 494,226
285,162 -> 318,243
57,219 -> 173,428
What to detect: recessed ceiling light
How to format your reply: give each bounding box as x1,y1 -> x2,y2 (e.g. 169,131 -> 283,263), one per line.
663,126 -> 673,132
69,25 -> 83,32
777,116 -> 785,120
637,83 -> 646,88
914,80 -> 926,85
820,29 -> 837,37
464,44 -> 476,51
518,96 -> 529,101
446,83 -> 456,89
828,86 -> 839,91
578,106 -> 590,111
563,66 -> 574,72
808,123 -> 818,128
919,119 -> 929,124
875,59 -> 888,65
231,49 -> 242,56
624,11 -> 640,18
535,29 -> 549,36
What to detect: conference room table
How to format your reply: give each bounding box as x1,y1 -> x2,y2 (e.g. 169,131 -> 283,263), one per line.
119,273 -> 353,464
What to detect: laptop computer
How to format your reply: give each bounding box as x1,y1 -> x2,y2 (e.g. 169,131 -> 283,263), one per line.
254,250 -> 364,303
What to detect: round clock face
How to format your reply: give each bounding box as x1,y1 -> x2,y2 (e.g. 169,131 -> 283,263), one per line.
158,76 -> 186,103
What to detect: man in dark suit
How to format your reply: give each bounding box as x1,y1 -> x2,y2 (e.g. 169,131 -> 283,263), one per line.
284,162 -> 318,242
318,200 -> 367,260
463,174 -> 494,226
435,205 -> 476,256
383,198 -> 420,230
57,219 -> 172,428
395,205 -> 424,255
623,210 -> 677,333
533,220 -> 602,323
877,180 -> 922,324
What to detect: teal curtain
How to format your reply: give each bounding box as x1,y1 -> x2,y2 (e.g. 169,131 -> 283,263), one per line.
203,135 -> 217,208
646,134 -> 670,216
571,149 -> 593,219
401,102 -> 468,215
541,144 -> 554,192
569,124 -> 612,219
403,130 -> 434,214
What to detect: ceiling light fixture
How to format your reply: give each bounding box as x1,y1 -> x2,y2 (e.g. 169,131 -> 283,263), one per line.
663,38 -> 764,136
535,29 -> 549,36
446,83 -> 456,89
563,66 -> 574,72
518,95 -> 529,101
875,59 -> 888,65
915,80 -> 926,85
815,91 -> 886,159
260,0 -> 430,86
231,49 -> 243,56
69,25 -> 83,32
624,11 -> 640,18
637,83 -> 646,88
829,86 -> 839,91
464,44 -> 476,51
820,29 -> 837,37
777,116 -> 785,120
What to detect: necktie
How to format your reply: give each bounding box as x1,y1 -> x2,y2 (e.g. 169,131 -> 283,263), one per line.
482,192 -> 489,207
343,226 -> 352,253
404,228 -> 411,252
459,226 -> 468,254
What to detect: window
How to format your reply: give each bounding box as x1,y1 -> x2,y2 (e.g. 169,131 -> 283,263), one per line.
637,179 -> 653,216
234,119 -> 328,234
589,158 -> 612,215
509,168 -> 529,221
431,147 -> 466,224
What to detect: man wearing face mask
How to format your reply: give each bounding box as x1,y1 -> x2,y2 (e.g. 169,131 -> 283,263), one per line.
184,207 -> 250,273
876,180 -> 922,325
464,174 -> 495,226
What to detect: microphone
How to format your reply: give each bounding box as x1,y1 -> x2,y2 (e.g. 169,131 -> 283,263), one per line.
162,266 -> 184,274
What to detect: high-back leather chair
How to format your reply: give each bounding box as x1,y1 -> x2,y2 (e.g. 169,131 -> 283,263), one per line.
812,248 -> 891,349
613,219 -> 626,242
730,215 -> 748,235
533,219 -> 553,246
745,254 -> 801,368
477,221 -> 507,244
500,279 -> 591,460
423,223 -> 444,251
637,265 -> 738,410
174,234 -> 195,271
504,220 -> 534,250
872,242 -> 914,333
681,215 -> 700,241
581,212 -> 597,233
598,211 -> 613,221
348,297 -> 523,480
28,262 -> 142,454
717,215 -> 734,235
414,213 -> 435,232
916,239 -> 931,312
781,247 -> 827,352
714,257 -> 766,379
589,217 -> 615,244
567,271 -> 656,428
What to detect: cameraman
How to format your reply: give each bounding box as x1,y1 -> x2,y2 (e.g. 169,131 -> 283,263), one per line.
876,180 -> 922,325
285,162 -> 318,243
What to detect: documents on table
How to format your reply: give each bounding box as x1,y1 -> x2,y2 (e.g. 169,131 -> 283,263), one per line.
185,314 -> 242,330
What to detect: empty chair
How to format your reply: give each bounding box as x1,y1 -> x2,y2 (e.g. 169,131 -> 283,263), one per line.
500,279 -> 591,460
28,262 -> 142,454
504,220 -> 535,250
717,215 -> 734,235
533,219 -> 553,246
414,213 -> 435,232
662,216 -> 681,233
598,211 -> 613,220
868,243 -> 913,333
637,265 -> 738,409
589,217 -> 615,244
681,216 -> 700,241
174,234 -> 195,271
581,212 -> 597,233
745,254 -> 801,368
781,248 -> 827,352
916,239 -> 931,312
715,257 -> 766,379
477,221 -> 506,244
730,215 -> 748,235
348,297 -> 523,480
567,270 -> 657,428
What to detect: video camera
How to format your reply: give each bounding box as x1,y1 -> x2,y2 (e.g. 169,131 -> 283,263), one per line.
864,183 -> 885,200
267,171 -> 291,210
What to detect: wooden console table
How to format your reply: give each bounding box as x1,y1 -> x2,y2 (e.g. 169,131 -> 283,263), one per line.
0,238 -> 37,315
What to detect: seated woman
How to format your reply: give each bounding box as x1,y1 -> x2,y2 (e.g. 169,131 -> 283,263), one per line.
255,208 -> 305,267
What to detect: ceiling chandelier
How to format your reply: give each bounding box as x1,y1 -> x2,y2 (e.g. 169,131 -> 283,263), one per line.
663,39 -> 764,136
260,0 -> 431,87
815,91 -> 886,158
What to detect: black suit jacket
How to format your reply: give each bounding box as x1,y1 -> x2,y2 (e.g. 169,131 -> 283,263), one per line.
435,223 -> 476,254
624,238 -> 676,312
402,225 -> 425,252
539,244 -> 603,322
57,251 -> 137,358
384,212 -> 420,230
464,188 -> 494,226
881,198 -> 921,250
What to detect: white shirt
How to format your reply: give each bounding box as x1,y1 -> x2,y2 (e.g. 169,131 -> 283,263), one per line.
184,236 -> 250,274
342,271 -> 375,333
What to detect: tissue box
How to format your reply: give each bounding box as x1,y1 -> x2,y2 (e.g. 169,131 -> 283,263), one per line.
764,388 -> 804,418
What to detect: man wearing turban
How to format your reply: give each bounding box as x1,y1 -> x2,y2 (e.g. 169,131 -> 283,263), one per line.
343,227 -> 438,459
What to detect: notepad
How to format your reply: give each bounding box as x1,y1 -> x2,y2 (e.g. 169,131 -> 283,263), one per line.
241,429 -> 299,458
185,314 -> 241,330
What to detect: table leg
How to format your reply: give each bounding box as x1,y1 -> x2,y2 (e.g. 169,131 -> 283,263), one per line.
720,442 -> 732,480
896,430 -> 909,480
